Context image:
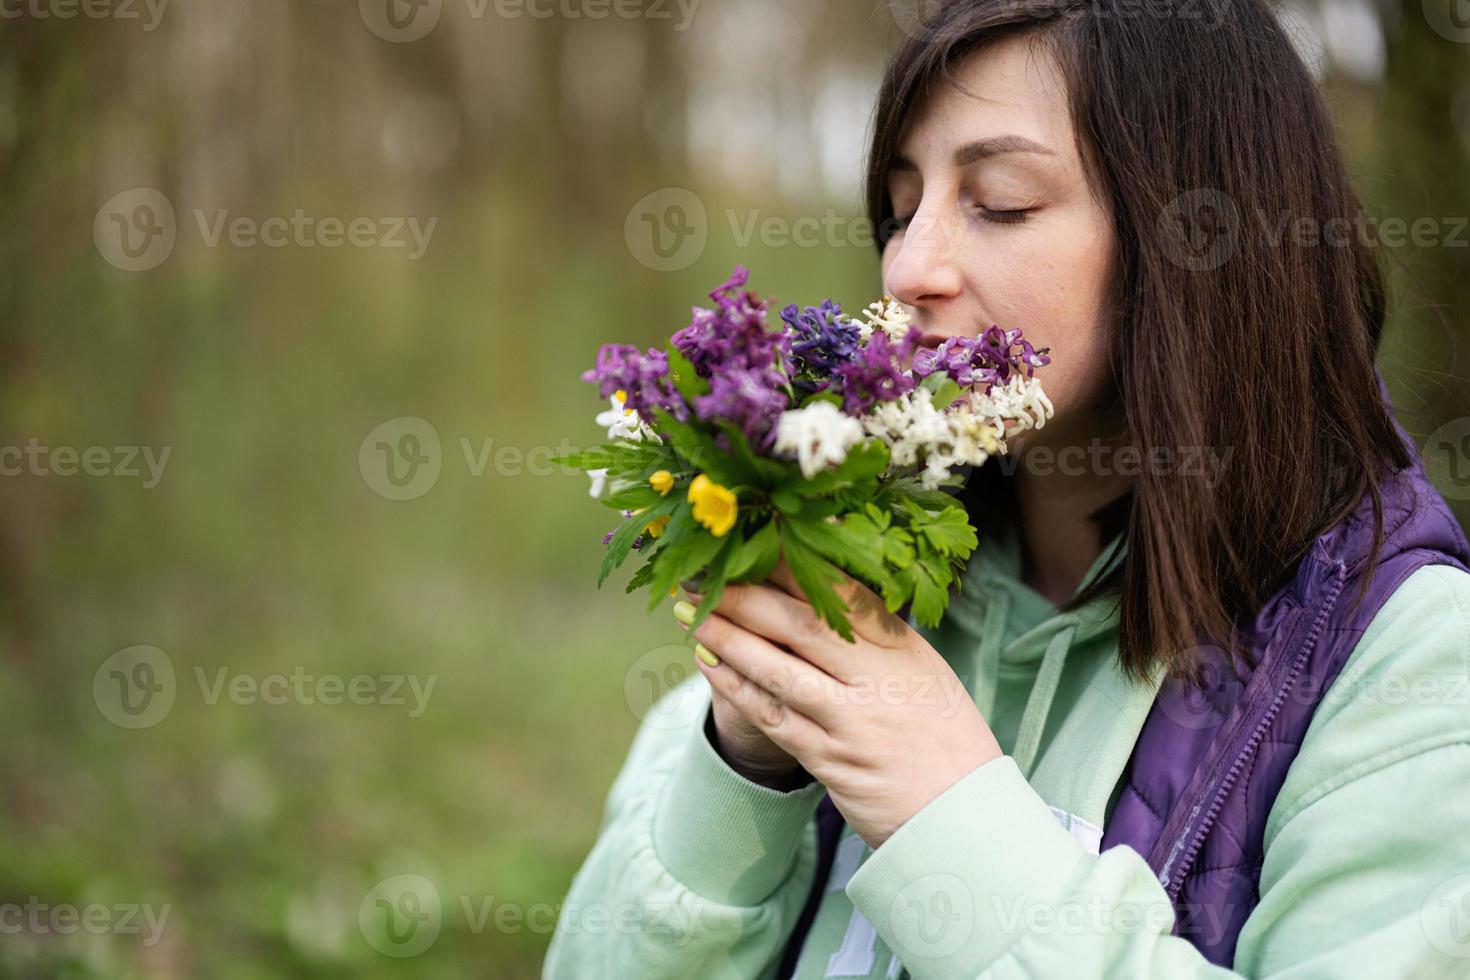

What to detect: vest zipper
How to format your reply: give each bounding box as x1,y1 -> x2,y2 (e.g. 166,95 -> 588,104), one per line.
1159,560 -> 1347,901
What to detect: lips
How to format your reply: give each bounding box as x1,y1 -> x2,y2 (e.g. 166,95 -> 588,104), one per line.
917,332 -> 961,349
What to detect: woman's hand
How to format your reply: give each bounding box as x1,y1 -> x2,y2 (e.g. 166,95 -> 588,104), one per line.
681,560 -> 1002,849
702,676 -> 813,791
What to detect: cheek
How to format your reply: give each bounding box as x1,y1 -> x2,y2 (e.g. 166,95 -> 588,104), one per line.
989,223 -> 1114,413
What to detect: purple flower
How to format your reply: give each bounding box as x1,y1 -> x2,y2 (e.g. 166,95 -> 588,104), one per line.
604,510 -> 644,549
580,344 -> 686,422
671,266 -> 791,380
911,326 -> 1052,392
835,327 -> 919,415
693,367 -> 789,452
781,300 -> 863,390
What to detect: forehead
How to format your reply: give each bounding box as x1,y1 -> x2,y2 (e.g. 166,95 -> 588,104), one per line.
895,35 -> 1075,167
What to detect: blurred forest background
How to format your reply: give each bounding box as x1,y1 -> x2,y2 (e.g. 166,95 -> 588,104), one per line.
0,0 -> 1467,976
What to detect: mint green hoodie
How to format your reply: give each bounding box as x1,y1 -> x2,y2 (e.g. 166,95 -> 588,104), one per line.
543,527 -> 1470,978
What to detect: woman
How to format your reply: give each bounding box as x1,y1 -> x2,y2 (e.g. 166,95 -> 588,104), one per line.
544,1 -> 1470,977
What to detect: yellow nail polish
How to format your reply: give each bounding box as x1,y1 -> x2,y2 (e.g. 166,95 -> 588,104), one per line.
673,600 -> 697,626
694,643 -> 720,667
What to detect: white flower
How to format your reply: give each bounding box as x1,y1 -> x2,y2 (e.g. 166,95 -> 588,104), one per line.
922,453 -> 958,490
856,296 -> 914,345
774,400 -> 867,479
861,389 -> 950,469
972,375 -> 1054,438
587,467 -> 610,498
595,391 -> 658,442
858,377 -> 1053,489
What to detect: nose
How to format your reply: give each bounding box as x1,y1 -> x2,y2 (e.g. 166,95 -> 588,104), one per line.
882,209 -> 964,312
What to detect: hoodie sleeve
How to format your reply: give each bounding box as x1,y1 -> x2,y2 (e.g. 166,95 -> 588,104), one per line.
842,563 -> 1470,979
542,673 -> 827,980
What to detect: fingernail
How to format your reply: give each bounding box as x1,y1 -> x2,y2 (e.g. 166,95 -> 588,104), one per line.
694,643 -> 720,667
673,600 -> 697,626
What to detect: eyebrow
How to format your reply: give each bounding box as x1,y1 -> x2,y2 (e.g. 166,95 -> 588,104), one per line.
890,134 -> 1056,172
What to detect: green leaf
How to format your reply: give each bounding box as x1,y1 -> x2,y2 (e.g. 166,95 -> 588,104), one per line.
891,477 -> 963,514
920,373 -> 963,410
726,519 -> 780,582
549,449 -> 613,470
665,344 -> 710,403
796,390 -> 844,411
688,534 -> 737,631
909,560 -> 950,628
780,527 -> 857,643
603,481 -> 665,510
653,409 -> 755,487
598,509 -> 652,588
601,496 -> 682,586
786,440 -> 891,497
625,558 -> 656,593
648,520 -> 730,612
783,514 -> 896,601
606,440 -> 667,467
916,506 -> 979,558
714,422 -> 789,484
772,489 -> 802,516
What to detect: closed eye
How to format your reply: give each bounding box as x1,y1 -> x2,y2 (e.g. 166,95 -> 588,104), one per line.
978,207 -> 1031,225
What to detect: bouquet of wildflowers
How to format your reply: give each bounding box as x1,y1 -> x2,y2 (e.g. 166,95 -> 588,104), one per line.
552,267 -> 1052,641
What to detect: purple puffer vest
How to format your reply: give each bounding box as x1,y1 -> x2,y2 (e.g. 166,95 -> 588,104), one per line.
778,382 -> 1470,975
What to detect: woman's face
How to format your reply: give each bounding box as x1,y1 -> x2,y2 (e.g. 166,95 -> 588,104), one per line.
881,35 -> 1117,449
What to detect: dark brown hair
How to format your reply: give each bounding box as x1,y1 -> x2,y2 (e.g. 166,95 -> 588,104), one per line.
866,0 -> 1411,682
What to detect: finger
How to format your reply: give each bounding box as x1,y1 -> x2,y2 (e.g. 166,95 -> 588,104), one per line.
693,645 -> 829,761
713,581 -> 853,680
765,556 -> 910,649
689,612 -> 845,726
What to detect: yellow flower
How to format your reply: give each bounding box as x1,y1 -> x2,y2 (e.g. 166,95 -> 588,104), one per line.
649,470 -> 675,496
631,507 -> 670,539
688,474 -> 738,537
